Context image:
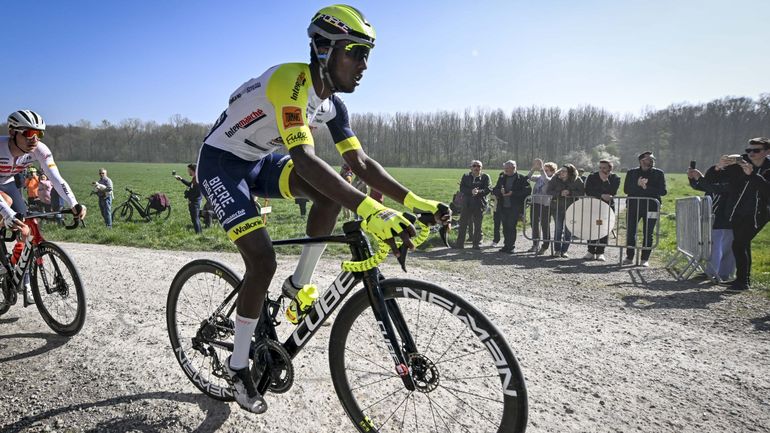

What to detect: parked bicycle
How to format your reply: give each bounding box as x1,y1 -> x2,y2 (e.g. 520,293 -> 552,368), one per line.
112,187 -> 171,222
0,209 -> 86,336
167,215 -> 528,432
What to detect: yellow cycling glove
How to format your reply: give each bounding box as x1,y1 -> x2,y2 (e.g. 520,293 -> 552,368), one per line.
403,191 -> 441,214
357,196 -> 413,240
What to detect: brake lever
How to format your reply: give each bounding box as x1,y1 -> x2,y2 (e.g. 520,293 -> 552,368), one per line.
396,242 -> 409,272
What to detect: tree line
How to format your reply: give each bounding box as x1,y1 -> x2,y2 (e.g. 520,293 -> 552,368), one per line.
7,94 -> 768,172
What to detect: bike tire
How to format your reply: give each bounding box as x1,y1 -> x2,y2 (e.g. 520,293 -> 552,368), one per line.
0,282 -> 11,316
112,202 -> 133,222
329,278 -> 528,433
167,259 -> 240,402
145,205 -> 171,221
30,242 -> 87,336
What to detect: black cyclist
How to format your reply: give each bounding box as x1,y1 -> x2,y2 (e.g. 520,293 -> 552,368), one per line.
0,110 -> 87,303
196,5 -> 449,414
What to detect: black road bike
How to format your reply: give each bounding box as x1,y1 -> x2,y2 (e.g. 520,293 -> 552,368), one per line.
0,210 -> 86,336
112,187 -> 171,222
167,216 -> 528,432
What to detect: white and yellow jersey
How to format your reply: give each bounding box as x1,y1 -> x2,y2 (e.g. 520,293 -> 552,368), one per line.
203,63 -> 361,160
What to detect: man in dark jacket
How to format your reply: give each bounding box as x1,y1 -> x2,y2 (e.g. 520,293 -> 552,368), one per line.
455,160 -> 491,249
623,151 -> 667,266
708,137 -> 770,291
584,160 -> 621,261
492,160 -> 531,253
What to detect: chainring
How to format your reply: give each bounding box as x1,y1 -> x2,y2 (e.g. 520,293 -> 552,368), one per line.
252,339 -> 294,394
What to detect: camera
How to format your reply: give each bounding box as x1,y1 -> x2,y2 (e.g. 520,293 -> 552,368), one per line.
689,160 -> 696,169
172,170 -> 177,176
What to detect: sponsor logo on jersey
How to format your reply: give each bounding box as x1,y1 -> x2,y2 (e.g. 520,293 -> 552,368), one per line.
290,72 -> 306,101
245,82 -> 262,93
47,163 -> 56,168
221,208 -> 246,226
202,176 -> 236,220
228,93 -> 242,104
228,217 -> 264,240
282,106 -> 303,129
224,109 -> 266,138
285,131 -> 309,146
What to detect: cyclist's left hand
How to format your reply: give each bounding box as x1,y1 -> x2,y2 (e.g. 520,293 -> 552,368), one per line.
72,204 -> 87,220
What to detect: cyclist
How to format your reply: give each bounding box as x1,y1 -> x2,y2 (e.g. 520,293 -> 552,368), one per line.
0,110 -> 87,303
196,4 -> 449,414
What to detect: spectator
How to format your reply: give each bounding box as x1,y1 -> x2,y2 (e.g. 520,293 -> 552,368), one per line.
92,168 -> 113,228
50,185 -> 64,225
709,137 -> 770,291
547,164 -> 585,258
578,168 -> 588,183
492,160 -> 531,253
455,160 -> 491,249
490,164 -> 504,247
623,151 -> 667,267
37,173 -> 53,213
295,197 -> 309,217
25,167 -> 40,208
528,159 -> 557,255
584,160 -> 621,261
175,163 -> 208,234
689,164 -> 735,282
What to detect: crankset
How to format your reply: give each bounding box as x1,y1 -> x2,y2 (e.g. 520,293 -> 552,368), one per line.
252,339 -> 294,394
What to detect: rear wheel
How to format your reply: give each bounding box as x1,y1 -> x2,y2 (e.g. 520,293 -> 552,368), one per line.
31,242 -> 87,336
0,280 -> 12,316
329,278 -> 528,433
167,259 -> 240,401
112,202 -> 133,222
146,205 -> 171,221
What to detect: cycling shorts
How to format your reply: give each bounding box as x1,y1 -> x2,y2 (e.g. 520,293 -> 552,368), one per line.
196,144 -> 294,241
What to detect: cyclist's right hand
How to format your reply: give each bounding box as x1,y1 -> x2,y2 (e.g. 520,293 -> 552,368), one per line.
357,197 -> 416,257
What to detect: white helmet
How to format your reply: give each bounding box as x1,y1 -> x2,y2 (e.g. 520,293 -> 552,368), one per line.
7,110 -> 46,131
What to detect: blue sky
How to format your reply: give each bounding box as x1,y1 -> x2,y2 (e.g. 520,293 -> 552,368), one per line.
6,0 -> 768,125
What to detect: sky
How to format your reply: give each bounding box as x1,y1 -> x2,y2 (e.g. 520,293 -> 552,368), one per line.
6,0 -> 769,126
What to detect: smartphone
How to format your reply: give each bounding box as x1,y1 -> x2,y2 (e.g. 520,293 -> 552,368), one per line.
172,170 -> 177,176
689,160 -> 696,169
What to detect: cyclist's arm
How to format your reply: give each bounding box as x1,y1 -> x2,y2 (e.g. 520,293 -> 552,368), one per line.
289,145 -> 367,211
33,143 -> 84,217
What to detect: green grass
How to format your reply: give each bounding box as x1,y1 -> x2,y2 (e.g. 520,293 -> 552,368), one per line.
40,162 -> 769,291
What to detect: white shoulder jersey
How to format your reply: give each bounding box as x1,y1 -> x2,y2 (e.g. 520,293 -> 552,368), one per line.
203,63 -> 363,161
0,136 -> 78,208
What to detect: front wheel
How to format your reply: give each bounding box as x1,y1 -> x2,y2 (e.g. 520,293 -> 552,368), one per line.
31,242 -> 87,336
329,278 -> 528,433
112,202 -> 133,222
167,259 -> 240,401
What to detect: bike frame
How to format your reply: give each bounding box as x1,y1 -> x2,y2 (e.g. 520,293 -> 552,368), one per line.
202,220 -> 420,390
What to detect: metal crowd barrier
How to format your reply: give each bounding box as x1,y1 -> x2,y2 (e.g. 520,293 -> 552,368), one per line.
522,194 -> 662,264
664,196 -> 713,280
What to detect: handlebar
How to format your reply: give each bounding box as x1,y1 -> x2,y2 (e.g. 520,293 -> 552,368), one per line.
24,208 -> 84,230
341,209 -> 450,273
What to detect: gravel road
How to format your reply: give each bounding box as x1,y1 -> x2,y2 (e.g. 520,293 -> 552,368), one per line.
1,241 -> 769,433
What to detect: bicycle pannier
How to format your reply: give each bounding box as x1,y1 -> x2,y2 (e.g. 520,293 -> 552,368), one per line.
148,192 -> 170,211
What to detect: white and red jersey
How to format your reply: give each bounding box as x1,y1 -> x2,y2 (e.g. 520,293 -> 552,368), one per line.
0,136 -> 78,219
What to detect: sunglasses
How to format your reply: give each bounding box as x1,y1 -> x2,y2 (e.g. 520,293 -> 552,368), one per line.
745,148 -> 765,154
471,164 -> 481,168
17,129 -> 44,139
340,43 -> 371,62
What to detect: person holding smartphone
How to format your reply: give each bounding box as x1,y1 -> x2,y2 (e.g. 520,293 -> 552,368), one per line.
688,160 -> 735,282
174,163 -> 208,234
707,137 -> 770,291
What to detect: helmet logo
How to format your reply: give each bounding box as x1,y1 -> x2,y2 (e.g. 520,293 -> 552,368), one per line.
319,14 -> 350,33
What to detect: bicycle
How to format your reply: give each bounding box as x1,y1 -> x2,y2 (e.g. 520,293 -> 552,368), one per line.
112,187 -> 171,222
0,209 -> 87,336
166,214 -> 528,432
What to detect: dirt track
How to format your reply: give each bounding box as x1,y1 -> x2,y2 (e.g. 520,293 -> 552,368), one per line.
1,241 -> 769,433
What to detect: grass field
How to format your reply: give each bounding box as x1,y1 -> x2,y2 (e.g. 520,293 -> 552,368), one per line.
38,161 -> 769,291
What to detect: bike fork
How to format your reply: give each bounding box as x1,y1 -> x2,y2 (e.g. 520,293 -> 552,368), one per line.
365,272 -> 417,391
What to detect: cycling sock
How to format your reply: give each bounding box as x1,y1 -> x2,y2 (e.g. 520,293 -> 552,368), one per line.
292,243 -> 327,286
230,313 -> 258,370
